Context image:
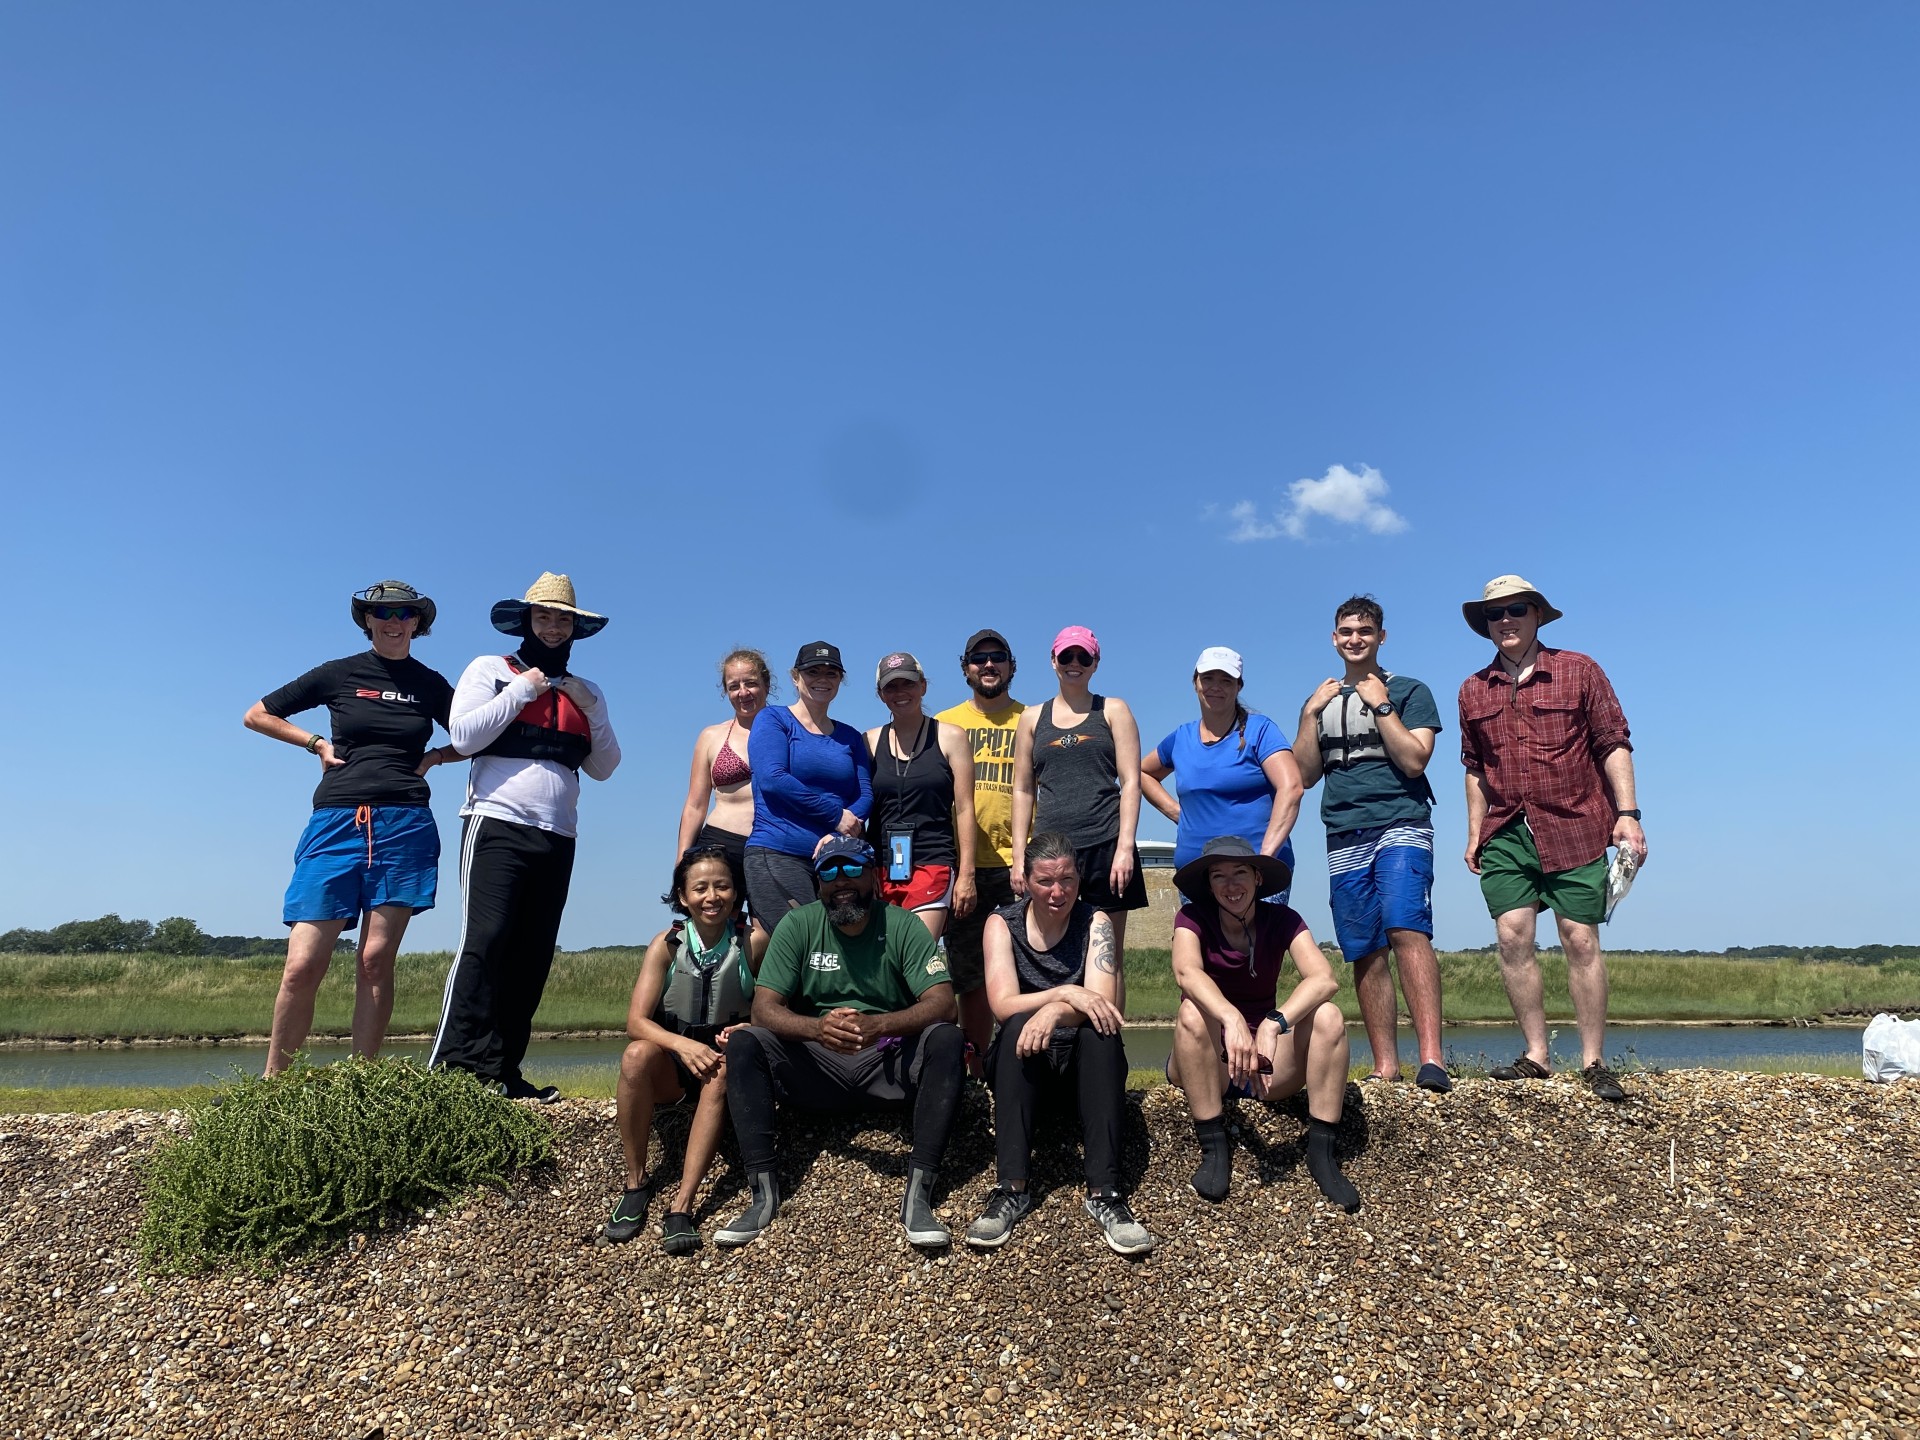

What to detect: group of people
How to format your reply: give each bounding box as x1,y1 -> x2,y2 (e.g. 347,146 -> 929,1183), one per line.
248,571 -> 1647,1256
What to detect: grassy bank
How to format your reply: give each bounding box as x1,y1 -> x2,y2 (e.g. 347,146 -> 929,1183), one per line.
4,946 -> 1917,1043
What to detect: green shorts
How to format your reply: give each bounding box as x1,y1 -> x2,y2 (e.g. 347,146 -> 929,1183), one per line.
1477,819 -> 1606,925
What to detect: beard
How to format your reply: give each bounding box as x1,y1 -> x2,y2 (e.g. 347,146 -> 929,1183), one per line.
968,671 -> 1009,700
825,893 -> 872,928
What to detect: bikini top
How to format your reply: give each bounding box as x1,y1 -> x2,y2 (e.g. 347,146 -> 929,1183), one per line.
710,719 -> 752,788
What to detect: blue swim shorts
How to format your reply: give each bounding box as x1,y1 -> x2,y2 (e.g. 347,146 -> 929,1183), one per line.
283,805 -> 441,929
1327,824 -> 1434,963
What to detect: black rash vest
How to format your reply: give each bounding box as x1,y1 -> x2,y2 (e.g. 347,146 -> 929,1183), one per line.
262,650 -> 455,809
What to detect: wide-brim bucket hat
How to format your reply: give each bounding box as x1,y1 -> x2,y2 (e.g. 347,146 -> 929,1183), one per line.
1173,835 -> 1292,903
491,572 -> 609,639
351,580 -> 436,637
1463,574 -> 1564,637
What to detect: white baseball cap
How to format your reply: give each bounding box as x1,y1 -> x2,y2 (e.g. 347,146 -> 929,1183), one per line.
1194,646 -> 1244,679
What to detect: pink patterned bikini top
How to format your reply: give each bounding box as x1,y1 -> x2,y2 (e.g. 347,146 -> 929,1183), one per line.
710,720 -> 752,788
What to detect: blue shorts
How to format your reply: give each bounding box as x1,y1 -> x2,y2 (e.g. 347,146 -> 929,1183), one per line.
283,805 -> 441,929
1327,824 -> 1434,963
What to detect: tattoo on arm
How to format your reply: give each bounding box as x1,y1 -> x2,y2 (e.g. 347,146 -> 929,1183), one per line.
1089,923 -> 1118,975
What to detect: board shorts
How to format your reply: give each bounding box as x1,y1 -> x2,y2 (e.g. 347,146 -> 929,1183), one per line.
1327,823 -> 1435,962
942,867 -> 1017,995
1478,818 -> 1607,925
880,863 -> 953,912
283,804 -> 440,929
1074,837 -> 1150,913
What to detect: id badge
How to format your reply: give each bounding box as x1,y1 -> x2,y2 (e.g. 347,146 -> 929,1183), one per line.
887,830 -> 913,883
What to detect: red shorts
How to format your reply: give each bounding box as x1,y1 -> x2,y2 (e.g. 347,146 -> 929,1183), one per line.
880,863 -> 954,911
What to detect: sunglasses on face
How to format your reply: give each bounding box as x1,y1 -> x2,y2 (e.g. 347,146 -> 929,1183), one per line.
1483,602 -> 1533,622
967,650 -> 1011,666
370,606 -> 418,622
816,862 -> 868,881
1056,649 -> 1095,667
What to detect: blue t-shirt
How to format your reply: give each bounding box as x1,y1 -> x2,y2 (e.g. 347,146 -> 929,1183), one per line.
1154,712 -> 1297,871
747,706 -> 873,859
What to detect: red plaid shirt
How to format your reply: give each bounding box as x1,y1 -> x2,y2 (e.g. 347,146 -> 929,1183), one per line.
1458,647 -> 1631,873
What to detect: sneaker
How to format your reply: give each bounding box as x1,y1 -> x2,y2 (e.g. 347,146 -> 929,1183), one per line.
1415,1062 -> 1454,1094
602,1186 -> 651,1244
660,1211 -> 699,1256
1581,1062 -> 1626,1102
1084,1190 -> 1156,1256
714,1170 -> 780,1247
503,1076 -> 563,1104
900,1166 -> 950,1248
964,1187 -> 1034,1250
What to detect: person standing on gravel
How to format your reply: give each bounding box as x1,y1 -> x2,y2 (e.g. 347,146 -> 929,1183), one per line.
716,836 -> 966,1249
1458,575 -> 1647,1102
935,627 -> 1025,1073
1295,596 -> 1450,1093
964,833 -> 1154,1256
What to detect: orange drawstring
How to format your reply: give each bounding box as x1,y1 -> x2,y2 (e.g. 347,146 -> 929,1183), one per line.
355,805 -> 374,870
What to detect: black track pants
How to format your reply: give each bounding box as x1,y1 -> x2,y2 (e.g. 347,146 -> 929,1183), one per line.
429,815 -> 576,1083
988,1010 -> 1127,1191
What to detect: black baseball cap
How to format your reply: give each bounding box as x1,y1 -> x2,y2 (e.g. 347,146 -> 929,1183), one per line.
793,640 -> 845,672
962,628 -> 1013,661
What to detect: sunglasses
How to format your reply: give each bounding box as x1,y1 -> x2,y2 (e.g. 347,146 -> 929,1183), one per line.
966,650 -> 1011,666
369,606 -> 418,622
1482,602 -> 1533,622
1055,648 -> 1095,666
816,862 -> 868,881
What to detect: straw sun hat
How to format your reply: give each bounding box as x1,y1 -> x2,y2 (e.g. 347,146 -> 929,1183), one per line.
490,572 -> 609,639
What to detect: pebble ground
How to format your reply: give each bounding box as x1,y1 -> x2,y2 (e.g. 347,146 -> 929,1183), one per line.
4,1072 -> 1918,1439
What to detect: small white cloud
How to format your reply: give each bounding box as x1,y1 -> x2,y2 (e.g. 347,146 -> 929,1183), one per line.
1225,463 -> 1408,543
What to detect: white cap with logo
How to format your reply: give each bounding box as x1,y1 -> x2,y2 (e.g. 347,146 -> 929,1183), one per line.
1193,646 -> 1244,680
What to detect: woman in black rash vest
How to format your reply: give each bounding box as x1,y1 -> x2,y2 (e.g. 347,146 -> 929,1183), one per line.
603,845 -> 767,1254
675,648 -> 773,872
1010,625 -> 1148,961
430,573 -> 622,1102
244,580 -> 459,1075
864,650 -> 977,942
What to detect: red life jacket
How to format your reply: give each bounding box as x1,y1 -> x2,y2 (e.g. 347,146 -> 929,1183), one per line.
480,656 -> 594,770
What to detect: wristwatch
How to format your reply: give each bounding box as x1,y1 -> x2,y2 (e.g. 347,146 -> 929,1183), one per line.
1265,1008 -> 1291,1035
1372,700 -> 1395,717
1616,809 -> 1642,821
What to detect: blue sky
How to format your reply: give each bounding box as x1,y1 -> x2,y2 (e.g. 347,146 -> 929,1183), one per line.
3,3 -> 1915,953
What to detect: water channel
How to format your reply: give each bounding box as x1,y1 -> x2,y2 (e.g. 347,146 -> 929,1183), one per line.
0,1022 -> 1866,1090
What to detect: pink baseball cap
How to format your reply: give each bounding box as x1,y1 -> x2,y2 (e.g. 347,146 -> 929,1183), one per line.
1051,625 -> 1101,660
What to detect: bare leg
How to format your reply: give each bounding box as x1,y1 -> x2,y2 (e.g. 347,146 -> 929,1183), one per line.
1556,917 -> 1609,1068
351,905 -> 411,1059
956,988 -> 993,1079
910,908 -> 950,943
1168,998 -> 1225,1120
1494,907 -> 1550,1067
673,1063 -> 730,1214
1264,1004 -> 1351,1124
1388,929 -> 1445,1067
616,1039 -> 680,1188
268,919 -> 348,1075
1102,910 -> 1128,1011
1351,948 -> 1401,1078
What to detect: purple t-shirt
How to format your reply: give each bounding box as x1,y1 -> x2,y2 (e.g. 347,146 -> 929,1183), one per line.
1173,900 -> 1307,1028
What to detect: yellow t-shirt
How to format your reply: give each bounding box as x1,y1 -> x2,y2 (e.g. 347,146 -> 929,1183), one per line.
935,697 -> 1026,869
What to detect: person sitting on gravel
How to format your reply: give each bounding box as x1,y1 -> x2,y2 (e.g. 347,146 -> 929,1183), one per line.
1167,836 -> 1360,1211
716,836 -> 966,1248
964,833 -> 1155,1256
603,845 -> 768,1254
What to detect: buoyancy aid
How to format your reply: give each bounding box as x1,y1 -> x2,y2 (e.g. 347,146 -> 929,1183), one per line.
481,655 -> 594,770
1315,682 -> 1435,802
654,917 -> 755,1043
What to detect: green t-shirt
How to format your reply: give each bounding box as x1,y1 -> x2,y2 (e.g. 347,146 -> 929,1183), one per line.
1316,673 -> 1444,835
756,901 -> 949,1015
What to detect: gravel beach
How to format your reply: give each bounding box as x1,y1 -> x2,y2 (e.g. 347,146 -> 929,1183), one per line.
4,1072 -> 1918,1439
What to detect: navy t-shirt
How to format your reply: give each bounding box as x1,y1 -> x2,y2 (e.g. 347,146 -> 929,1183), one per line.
262,651 -> 455,810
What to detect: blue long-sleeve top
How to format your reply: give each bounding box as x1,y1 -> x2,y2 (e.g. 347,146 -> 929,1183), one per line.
747,705 -> 873,858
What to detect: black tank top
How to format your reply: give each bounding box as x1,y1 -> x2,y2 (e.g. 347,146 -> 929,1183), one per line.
1031,695 -> 1120,848
998,897 -> 1094,993
869,719 -> 956,866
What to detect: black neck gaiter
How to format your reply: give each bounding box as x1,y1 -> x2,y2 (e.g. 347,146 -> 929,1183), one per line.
517,635 -> 573,679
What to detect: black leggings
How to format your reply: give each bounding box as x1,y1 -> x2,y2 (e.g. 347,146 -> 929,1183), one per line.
989,1010 -> 1127,1191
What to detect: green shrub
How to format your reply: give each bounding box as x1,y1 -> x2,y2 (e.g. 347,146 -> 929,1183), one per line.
137,1058 -> 552,1275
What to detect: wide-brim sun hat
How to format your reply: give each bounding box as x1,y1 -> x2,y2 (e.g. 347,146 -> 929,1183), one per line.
1463,574 -> 1563,638
1173,835 -> 1292,903
491,572 -> 609,639
352,580 -> 436,637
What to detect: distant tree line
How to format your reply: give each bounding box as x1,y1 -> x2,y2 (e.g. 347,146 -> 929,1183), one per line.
1459,942 -> 1918,966
0,914 -> 352,957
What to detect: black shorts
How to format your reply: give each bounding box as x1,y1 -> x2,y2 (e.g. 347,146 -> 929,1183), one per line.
694,824 -> 750,867
942,867 -> 1017,994
1074,838 -> 1149,912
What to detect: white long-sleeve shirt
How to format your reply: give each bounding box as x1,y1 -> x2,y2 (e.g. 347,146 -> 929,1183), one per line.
448,655 -> 621,837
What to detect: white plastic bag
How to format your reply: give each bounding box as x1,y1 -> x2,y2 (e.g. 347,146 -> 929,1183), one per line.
1862,1013 -> 1920,1082
1602,845 -> 1639,923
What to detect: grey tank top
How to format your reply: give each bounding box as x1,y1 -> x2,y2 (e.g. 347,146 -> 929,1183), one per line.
998,897 -> 1094,993
1031,695 -> 1120,848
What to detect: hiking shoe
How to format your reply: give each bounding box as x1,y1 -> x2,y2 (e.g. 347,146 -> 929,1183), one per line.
1084,1190 -> 1156,1256
503,1076 -> 563,1104
1415,1062 -> 1454,1094
602,1186 -> 651,1244
901,1165 -> 950,1248
1489,1055 -> 1550,1082
1582,1062 -> 1626,1102
660,1211 -> 699,1256
714,1170 -> 780,1247
964,1187 -> 1034,1250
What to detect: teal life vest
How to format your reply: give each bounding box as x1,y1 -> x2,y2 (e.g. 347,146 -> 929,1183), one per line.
654,916 -> 754,1043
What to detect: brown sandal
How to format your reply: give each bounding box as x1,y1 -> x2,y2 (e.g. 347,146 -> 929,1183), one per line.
1489,1055 -> 1550,1081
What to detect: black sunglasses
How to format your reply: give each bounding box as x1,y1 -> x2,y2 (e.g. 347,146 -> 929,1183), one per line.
1482,602 -> 1533,622
1056,648 -> 1095,666
966,650 -> 1011,666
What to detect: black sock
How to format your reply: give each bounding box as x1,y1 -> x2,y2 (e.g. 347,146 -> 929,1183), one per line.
1305,1118 -> 1359,1210
1191,1116 -> 1231,1202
